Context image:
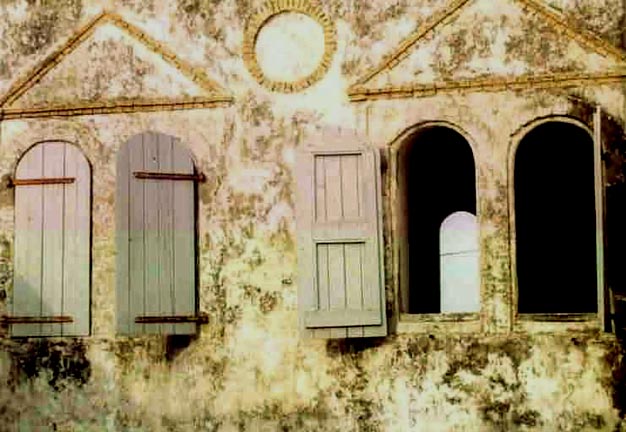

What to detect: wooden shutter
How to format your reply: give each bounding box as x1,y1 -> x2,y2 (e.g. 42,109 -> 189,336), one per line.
116,131 -> 197,335
296,144 -> 387,338
12,142 -> 90,337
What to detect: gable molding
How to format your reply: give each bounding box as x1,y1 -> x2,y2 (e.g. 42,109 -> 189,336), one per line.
349,70 -> 626,101
0,11 -> 234,119
348,0 -> 626,101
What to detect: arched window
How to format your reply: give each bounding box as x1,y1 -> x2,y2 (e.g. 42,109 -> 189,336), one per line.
514,121 -> 597,314
440,211 -> 480,313
12,141 -> 91,337
398,126 -> 478,314
116,131 -> 200,335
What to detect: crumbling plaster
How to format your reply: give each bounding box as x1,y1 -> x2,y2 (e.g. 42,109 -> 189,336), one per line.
0,0 -> 626,430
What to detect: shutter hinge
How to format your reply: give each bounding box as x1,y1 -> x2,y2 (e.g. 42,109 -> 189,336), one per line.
134,313 -> 209,324
0,315 -> 73,325
8,177 -> 75,187
133,172 -> 206,182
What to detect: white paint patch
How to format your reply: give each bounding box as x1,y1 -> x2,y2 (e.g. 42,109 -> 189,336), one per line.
266,202 -> 293,232
282,146 -> 295,166
2,1 -> 28,21
228,167 -> 273,194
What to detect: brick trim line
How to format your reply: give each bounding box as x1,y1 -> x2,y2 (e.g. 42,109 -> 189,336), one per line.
0,96 -> 234,120
348,71 -> 626,101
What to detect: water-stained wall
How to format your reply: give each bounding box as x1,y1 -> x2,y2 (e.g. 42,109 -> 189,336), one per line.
1,0 -> 626,430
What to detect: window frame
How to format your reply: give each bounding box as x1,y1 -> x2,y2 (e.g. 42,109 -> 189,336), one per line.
388,121 -> 483,334
507,115 -> 606,333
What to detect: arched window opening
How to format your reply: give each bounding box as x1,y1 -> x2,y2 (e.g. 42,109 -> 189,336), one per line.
440,211 -> 480,313
398,126 -> 478,314
515,121 -> 597,314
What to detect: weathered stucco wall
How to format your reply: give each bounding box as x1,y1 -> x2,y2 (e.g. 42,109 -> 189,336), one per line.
1,0 -> 626,430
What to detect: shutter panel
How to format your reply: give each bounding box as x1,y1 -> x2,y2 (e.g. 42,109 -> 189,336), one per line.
296,143 -> 387,338
116,132 -> 197,335
12,142 -> 90,337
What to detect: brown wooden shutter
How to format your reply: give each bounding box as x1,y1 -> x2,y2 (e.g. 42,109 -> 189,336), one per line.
116,132 -> 197,335
12,142 -> 90,337
296,141 -> 387,338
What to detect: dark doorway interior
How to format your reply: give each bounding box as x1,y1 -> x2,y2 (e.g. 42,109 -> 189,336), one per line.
403,127 -> 476,313
515,121 -> 597,314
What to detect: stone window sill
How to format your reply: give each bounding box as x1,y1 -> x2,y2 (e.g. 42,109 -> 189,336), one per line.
514,313 -> 600,333
396,313 -> 481,334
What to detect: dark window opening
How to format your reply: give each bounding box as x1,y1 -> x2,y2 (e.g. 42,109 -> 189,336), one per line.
515,121 -> 597,314
400,127 -> 477,314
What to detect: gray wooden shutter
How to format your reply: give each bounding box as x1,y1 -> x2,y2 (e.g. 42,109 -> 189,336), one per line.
116,131 -> 197,335
12,142 -> 90,337
296,144 -> 387,338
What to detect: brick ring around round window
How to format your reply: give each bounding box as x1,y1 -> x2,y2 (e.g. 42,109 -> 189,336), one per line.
243,0 -> 337,93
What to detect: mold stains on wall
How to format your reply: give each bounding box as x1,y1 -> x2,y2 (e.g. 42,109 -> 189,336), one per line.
241,283 -> 281,314
606,343 -> 626,419
431,25 -> 493,81
336,0 -> 417,78
177,0 -> 223,40
4,1 -> 82,56
0,175 -> 14,208
1,0 -> 626,430
0,0 -> 83,87
504,13 -> 576,73
9,339 -> 91,390
0,234 -> 12,322
561,0 -> 626,50
342,1 -> 410,40
19,39 -> 156,108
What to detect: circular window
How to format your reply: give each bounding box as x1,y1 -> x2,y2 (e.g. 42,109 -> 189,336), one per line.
243,1 -> 337,93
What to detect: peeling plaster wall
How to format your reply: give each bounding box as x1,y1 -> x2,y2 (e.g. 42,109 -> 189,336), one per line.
1,0 -> 626,430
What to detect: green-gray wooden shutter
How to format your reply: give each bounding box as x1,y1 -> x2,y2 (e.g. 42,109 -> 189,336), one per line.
116,131 -> 197,335
296,144 -> 387,338
12,141 -> 90,337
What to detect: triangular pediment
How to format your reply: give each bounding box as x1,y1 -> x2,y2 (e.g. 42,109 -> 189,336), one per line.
0,12 -> 233,119
349,0 -> 626,100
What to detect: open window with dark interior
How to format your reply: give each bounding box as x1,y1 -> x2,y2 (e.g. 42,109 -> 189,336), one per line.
514,121 -> 598,316
397,126 -> 479,315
